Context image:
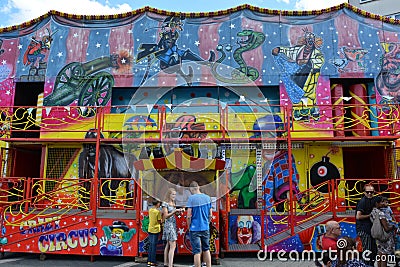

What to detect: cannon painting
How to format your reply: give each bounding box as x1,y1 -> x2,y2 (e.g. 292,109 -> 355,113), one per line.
44,55 -> 119,116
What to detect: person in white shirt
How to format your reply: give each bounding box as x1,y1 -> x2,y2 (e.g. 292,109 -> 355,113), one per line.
175,175 -> 191,207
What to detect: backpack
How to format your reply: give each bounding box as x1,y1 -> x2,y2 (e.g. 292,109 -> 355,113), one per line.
370,208 -> 391,242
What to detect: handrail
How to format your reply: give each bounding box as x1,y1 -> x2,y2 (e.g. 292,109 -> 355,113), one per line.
334,178 -> 400,211
262,179 -> 334,243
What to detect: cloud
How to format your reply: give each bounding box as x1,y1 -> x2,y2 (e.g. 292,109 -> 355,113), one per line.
2,0 -> 133,26
0,1 -> 13,14
278,0 -> 290,4
295,0 -> 347,10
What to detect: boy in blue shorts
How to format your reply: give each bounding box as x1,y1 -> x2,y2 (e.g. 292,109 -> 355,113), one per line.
187,181 -> 212,267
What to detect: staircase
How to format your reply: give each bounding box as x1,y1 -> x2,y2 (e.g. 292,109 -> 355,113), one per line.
224,180 -> 339,252
264,212 -> 333,246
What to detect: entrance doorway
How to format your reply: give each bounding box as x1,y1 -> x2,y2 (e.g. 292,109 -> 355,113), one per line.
12,82 -> 44,138
343,146 -> 390,197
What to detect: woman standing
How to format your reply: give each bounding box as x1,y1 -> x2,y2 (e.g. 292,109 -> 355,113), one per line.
162,188 -> 184,267
371,196 -> 396,267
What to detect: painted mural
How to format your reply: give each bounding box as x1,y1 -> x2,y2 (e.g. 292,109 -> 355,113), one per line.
0,5 -> 397,137
211,29 -> 265,83
136,16 -> 215,86
78,130 -> 137,207
0,4 -> 399,257
376,42 -> 400,103
229,215 -> 261,245
100,221 -> 136,256
273,28 -> 324,121
263,148 -> 300,211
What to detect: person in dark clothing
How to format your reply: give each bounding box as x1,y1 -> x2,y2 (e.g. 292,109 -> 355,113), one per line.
355,184 -> 377,266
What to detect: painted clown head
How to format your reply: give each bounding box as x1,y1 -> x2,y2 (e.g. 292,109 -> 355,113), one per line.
109,221 -> 129,247
236,215 -> 254,244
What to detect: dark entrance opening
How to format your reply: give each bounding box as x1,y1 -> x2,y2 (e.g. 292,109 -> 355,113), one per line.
6,144 -> 42,204
343,146 -> 390,202
12,82 -> 44,138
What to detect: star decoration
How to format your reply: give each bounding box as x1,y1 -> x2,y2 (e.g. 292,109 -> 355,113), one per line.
194,40 -> 200,46
229,23 -> 235,29
340,96 -> 352,101
128,29 -> 133,34
382,95 -> 394,100
57,52 -> 63,58
178,228 -> 185,235
96,43 -> 101,48
17,44 -> 23,49
121,58 -> 126,64
73,33 -> 78,38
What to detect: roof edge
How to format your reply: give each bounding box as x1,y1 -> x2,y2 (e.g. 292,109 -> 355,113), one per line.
0,3 -> 399,34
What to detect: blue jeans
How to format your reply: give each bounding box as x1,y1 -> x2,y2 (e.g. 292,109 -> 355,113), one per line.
148,232 -> 159,263
189,230 -> 210,255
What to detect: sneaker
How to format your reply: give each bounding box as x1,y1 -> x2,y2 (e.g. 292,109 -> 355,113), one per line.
190,264 -> 206,267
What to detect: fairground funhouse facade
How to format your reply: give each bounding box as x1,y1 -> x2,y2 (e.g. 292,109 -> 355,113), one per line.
0,2 -> 397,260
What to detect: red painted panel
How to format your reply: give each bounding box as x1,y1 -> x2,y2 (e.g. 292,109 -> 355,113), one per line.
1,213 -> 138,256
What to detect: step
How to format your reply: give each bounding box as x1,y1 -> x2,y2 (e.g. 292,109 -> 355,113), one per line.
230,209 -> 260,215
96,209 -> 137,219
265,212 -> 334,247
265,230 -> 291,246
227,243 -> 261,251
336,210 -> 355,217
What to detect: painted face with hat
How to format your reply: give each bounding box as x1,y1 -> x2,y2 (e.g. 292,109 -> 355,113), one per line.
109,221 -> 129,248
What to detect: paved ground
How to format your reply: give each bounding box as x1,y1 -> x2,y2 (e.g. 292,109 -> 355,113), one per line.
0,253 -> 398,266
0,253 -> 317,267
117,255 -> 318,267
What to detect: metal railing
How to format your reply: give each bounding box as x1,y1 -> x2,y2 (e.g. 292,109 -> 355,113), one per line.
0,102 -> 398,142
260,179 -> 336,249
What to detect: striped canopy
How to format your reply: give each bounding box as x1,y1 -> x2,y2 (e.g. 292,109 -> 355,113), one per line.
133,149 -> 225,171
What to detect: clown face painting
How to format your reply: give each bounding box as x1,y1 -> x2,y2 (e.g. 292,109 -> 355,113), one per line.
229,215 -> 261,245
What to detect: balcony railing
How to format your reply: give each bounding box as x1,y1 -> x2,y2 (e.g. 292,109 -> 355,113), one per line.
0,102 -> 398,142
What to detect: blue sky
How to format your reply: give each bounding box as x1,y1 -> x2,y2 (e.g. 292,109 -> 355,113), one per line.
0,0 -> 347,28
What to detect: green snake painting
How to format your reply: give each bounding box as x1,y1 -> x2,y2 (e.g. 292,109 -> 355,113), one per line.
211,30 -> 266,84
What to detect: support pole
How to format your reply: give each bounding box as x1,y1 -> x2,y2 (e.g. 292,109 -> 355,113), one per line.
287,106 -> 295,236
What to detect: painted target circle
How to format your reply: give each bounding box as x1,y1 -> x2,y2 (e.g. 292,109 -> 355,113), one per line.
317,166 -> 328,177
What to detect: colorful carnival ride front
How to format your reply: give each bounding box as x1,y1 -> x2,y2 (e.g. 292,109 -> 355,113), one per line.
0,3 -> 400,260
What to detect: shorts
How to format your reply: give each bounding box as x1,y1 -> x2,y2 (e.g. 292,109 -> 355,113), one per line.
189,230 -> 210,255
